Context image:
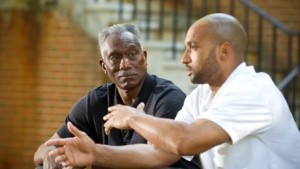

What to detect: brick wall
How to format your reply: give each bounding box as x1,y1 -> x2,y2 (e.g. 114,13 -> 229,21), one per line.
251,0 -> 300,31
0,10 -> 108,168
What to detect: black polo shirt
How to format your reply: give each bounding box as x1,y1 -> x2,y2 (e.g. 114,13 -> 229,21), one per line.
57,74 -> 201,169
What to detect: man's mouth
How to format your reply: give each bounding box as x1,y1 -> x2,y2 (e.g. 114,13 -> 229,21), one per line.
185,67 -> 192,76
119,74 -> 136,79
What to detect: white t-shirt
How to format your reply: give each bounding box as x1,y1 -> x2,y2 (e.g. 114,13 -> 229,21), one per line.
176,62 -> 300,169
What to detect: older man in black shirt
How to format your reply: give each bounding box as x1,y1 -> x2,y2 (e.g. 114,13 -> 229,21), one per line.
34,23 -> 201,169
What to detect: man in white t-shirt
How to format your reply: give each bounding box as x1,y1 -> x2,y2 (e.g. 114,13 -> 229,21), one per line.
45,13 -> 300,169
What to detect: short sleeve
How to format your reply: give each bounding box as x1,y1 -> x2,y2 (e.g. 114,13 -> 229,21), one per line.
175,85 -> 207,123
201,83 -> 272,144
57,96 -> 94,139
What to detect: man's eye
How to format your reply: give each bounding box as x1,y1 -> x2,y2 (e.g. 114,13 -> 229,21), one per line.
190,45 -> 196,49
128,51 -> 137,59
110,55 -> 121,62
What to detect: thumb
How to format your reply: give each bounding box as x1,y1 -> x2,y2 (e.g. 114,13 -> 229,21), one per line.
137,102 -> 145,111
67,122 -> 84,138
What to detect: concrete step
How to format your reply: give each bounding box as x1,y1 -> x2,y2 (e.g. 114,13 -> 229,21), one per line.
144,40 -> 197,94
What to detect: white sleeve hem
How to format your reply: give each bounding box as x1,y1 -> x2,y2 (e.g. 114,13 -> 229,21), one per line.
182,155 -> 193,161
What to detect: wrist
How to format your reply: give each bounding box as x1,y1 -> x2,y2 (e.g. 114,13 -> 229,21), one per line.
127,113 -> 137,128
128,112 -> 143,129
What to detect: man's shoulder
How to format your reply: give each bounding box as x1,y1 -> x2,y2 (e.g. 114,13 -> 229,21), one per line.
152,75 -> 182,90
87,83 -> 112,100
150,75 -> 186,97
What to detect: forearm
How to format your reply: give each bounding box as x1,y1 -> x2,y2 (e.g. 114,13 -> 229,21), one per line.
128,114 -> 192,155
93,144 -> 179,168
128,114 -> 231,155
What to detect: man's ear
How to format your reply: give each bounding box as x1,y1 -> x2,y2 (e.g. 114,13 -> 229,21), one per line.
143,50 -> 148,66
143,50 -> 147,59
218,42 -> 231,61
99,59 -> 107,74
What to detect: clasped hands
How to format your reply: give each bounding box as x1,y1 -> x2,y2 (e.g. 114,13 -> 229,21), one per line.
45,103 -> 145,168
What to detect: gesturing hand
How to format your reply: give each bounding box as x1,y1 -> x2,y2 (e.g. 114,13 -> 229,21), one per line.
45,122 -> 95,168
104,102 -> 145,135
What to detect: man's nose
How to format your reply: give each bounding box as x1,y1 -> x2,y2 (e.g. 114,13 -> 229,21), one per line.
119,57 -> 131,69
181,50 -> 191,64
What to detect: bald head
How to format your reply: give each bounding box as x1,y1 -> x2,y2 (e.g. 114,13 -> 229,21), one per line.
192,13 -> 247,58
182,13 -> 248,86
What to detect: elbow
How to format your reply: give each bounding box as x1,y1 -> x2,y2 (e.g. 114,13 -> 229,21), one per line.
171,133 -> 192,156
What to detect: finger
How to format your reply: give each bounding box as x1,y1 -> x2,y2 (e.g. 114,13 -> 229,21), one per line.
46,139 -> 66,147
104,119 -> 112,135
67,122 -> 84,139
55,154 -> 67,163
103,112 -> 114,121
48,146 -> 65,157
104,120 -> 108,127
107,104 -> 118,112
137,102 -> 145,111
107,104 -> 123,112
104,125 -> 111,135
